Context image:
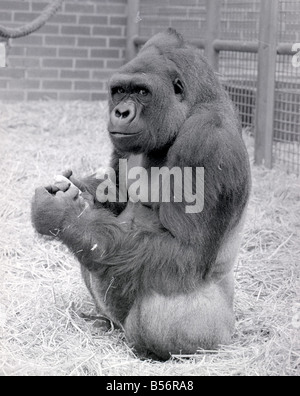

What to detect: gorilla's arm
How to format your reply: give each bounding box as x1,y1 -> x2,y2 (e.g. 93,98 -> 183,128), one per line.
160,111 -> 251,266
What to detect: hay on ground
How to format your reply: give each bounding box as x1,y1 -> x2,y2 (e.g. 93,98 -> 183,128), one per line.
0,101 -> 299,376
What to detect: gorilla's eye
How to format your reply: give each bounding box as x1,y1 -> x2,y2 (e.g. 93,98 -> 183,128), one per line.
112,87 -> 125,96
138,88 -> 148,96
173,78 -> 184,96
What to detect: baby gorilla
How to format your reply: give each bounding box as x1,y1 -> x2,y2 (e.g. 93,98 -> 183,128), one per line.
32,29 -> 251,360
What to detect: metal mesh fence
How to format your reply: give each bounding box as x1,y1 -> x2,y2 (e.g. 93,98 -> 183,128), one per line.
139,0 -> 207,40
137,0 -> 300,174
220,0 -> 260,41
219,1 -> 260,131
273,1 -> 300,175
219,51 -> 257,130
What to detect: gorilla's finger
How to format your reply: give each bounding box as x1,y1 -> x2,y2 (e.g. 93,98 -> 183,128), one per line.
64,184 -> 80,200
56,191 -> 65,199
69,175 -> 86,192
55,173 -> 84,192
35,186 -> 55,199
54,181 -> 71,192
44,185 -> 60,195
62,169 -> 73,179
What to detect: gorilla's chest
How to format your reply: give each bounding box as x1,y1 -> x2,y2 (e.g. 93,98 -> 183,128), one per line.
117,154 -> 162,229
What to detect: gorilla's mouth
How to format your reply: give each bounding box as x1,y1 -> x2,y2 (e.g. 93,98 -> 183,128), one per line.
110,131 -> 142,138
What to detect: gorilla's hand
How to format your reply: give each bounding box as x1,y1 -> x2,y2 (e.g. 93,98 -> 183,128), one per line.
31,184 -> 90,237
60,170 -> 87,192
58,170 -> 103,202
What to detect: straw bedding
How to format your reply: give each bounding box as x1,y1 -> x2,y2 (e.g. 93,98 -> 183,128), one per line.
0,101 -> 299,376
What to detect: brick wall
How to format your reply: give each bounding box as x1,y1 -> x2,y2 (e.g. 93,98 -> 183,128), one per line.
0,0 -> 297,102
139,0 -> 207,41
0,0 -> 127,101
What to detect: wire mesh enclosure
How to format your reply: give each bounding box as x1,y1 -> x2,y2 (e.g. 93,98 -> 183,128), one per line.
219,51 -> 257,130
219,1 -> 260,130
128,0 -> 300,175
273,1 -> 300,175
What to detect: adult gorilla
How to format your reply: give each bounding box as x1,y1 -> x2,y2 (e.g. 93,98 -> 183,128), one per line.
32,29 -> 251,360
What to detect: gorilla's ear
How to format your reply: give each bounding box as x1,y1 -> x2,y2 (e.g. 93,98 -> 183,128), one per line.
141,28 -> 185,52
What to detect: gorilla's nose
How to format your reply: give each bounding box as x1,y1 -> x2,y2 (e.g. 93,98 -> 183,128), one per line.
111,102 -> 136,127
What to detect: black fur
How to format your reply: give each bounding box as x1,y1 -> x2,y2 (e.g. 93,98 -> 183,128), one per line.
31,29 -> 251,360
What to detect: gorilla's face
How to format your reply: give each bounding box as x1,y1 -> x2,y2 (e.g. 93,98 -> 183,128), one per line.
108,48 -> 189,154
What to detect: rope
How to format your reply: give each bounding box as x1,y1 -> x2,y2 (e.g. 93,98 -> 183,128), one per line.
0,0 -> 64,39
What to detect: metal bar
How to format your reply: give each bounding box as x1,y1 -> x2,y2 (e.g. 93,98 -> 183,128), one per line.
134,35 -> 291,56
277,43 -> 296,56
126,0 -> 140,62
204,0 -> 221,70
255,0 -> 279,168
133,36 -> 206,49
213,40 -> 258,53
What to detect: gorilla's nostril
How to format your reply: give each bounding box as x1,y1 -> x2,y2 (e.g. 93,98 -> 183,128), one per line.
115,109 -> 122,118
122,110 -> 130,119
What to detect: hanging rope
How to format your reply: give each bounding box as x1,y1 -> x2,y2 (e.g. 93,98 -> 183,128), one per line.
0,0 -> 64,39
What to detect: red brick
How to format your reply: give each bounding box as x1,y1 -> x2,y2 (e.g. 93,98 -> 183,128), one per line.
91,49 -> 120,59
59,92 -> 91,101
16,36 -> 43,46
110,16 -> 127,26
38,24 -> 59,35
8,79 -> 40,90
95,0 -> 127,3
65,4 -> 95,14
9,47 -> 26,56
109,38 -> 126,48
93,26 -> 123,36
0,12 -> 12,22
77,37 -> 107,47
0,69 -> 25,79
32,2 -> 58,12
172,0 -> 197,5
61,70 -> 90,79
79,16 -> 108,25
59,48 -> 88,58
76,59 -> 105,69
95,4 -> 126,14
27,47 -> 57,57
51,14 -> 77,24
159,7 -> 189,17
43,59 -> 73,68
27,91 -> 58,100
62,26 -> 91,36
94,0 -> 127,3
92,70 -> 115,80
0,0 -> 130,101
75,81 -> 104,90
14,12 -> 40,22
0,91 -> 25,101
45,36 -> 76,46
91,92 -> 108,101
27,69 -> 59,79
9,58 -> 41,68
43,80 -> 72,90
0,1 -> 29,11
106,59 -> 125,69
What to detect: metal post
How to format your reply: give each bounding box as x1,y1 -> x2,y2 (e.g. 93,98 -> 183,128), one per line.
126,0 -> 140,63
255,0 -> 279,168
204,0 -> 221,71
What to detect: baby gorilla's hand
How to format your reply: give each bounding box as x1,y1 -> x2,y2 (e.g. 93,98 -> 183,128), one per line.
31,182 -> 89,237
54,174 -> 95,207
